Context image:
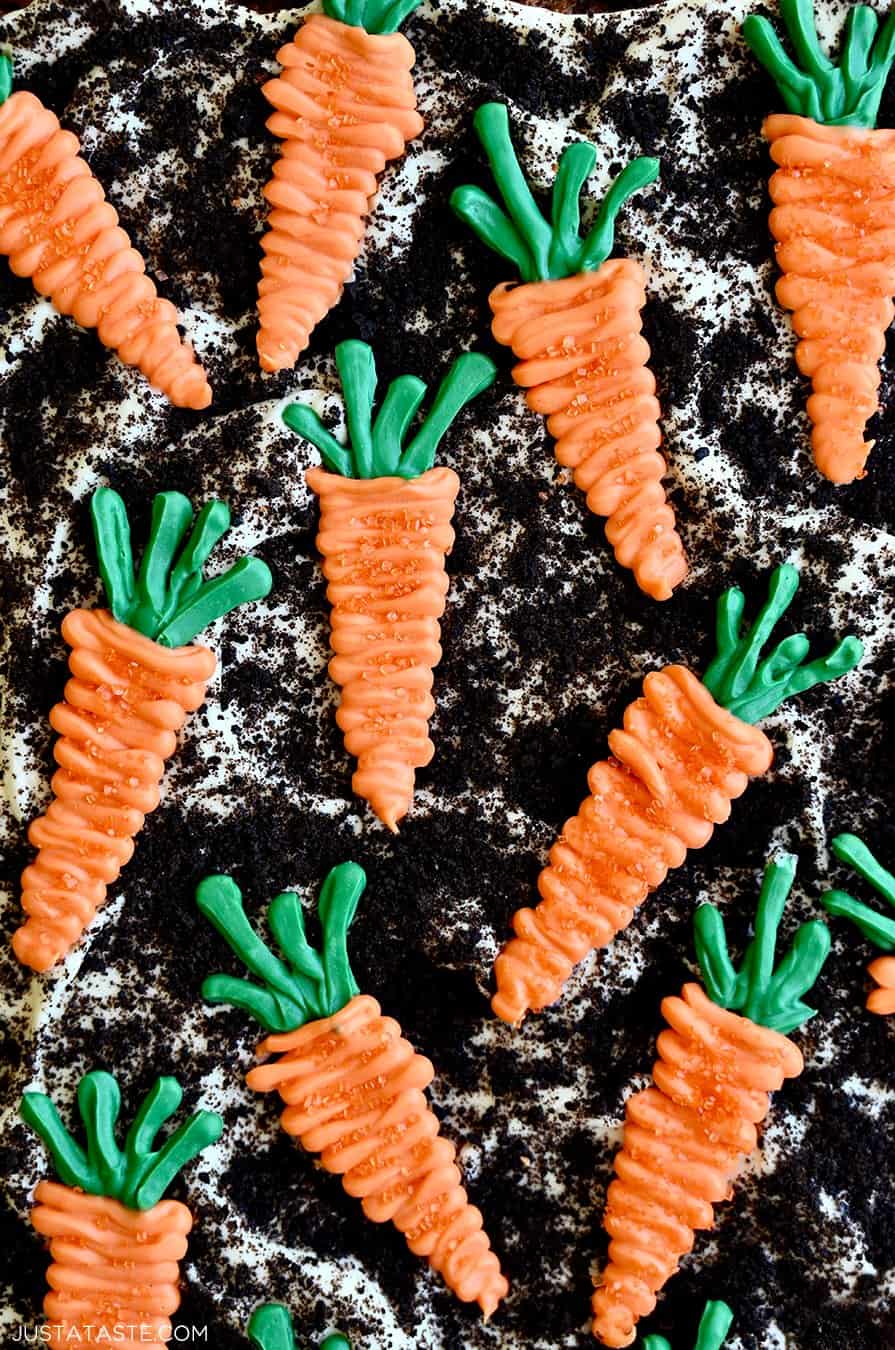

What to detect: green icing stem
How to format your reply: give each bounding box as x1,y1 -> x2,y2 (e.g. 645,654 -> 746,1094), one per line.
322,0 -> 421,35
20,1072 -> 222,1210
197,863 -> 365,1033
248,1304 -> 351,1350
642,1300 -> 734,1350
0,51 -> 12,107
822,832 -> 895,950
282,341 -> 496,480
702,563 -> 863,723
694,853 -> 831,1034
90,487 -> 272,647
450,101 -> 659,283
743,0 -> 895,128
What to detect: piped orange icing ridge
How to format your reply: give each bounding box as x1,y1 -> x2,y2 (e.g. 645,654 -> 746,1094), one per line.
247,993 -> 509,1317
30,1181 -> 192,1347
308,465 -> 459,831
489,260 -> 687,600
13,609 -> 215,972
492,667 -> 773,1023
764,113 -> 895,484
591,983 -> 802,1348
257,14 -> 423,372
0,92 -> 212,409
867,956 -> 895,1014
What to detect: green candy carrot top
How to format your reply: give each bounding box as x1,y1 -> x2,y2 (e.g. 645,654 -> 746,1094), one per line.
197,863 -> 508,1316
22,1071 -> 222,1349
743,0 -> 895,484
248,1302 -> 350,1350
283,342 -> 495,831
451,101 -> 687,602
283,341 -> 496,481
641,1300 -> 734,1350
493,562 -> 862,1024
823,831 -> 895,1014
592,854 -> 829,1346
13,487 -> 272,974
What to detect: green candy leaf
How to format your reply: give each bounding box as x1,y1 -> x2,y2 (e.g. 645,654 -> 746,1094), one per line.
743,0 -> 895,128
197,866 -> 365,1033
0,51 -> 12,107
21,1071 -> 222,1209
282,342 -> 496,480
640,1299 -> 734,1350
694,1302 -> 735,1350
450,101 -> 659,282
322,0 -> 420,34
90,487 -> 272,646
702,563 -> 863,723
694,853 -> 831,1034
821,833 -> 895,950
248,1305 -> 351,1350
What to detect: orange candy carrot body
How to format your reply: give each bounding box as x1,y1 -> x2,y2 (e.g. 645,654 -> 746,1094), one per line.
31,1181 -> 192,1347
490,261 -> 687,601
591,983 -> 803,1347
0,93 -> 211,409
14,609 -> 214,972
764,113 -> 895,484
492,667 -> 772,1024
308,465 -> 459,831
867,956 -> 895,1014
247,992 -> 508,1317
257,14 -> 423,371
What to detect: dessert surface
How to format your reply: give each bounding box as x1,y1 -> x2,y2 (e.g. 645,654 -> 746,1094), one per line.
1,0 -> 895,1347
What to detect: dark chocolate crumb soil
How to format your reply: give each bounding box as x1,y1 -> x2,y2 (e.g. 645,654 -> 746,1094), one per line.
1,1 -> 894,1348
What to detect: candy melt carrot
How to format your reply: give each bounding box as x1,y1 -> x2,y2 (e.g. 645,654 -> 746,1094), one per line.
743,0 -> 895,483
197,863 -> 509,1317
249,1303 -> 350,1350
21,1071 -> 222,1348
822,832 -> 895,1013
0,53 -> 211,408
492,564 -> 861,1024
283,341 -> 495,830
451,103 -> 686,601
592,855 -> 830,1347
256,0 -> 424,371
642,1301 -> 734,1350
12,488 -> 272,972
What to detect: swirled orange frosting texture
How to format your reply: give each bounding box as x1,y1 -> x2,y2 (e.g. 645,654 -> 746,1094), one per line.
765,114 -> 895,484
489,261 -> 687,600
591,983 -> 803,1348
31,1181 -> 192,1346
308,466 -> 459,831
257,15 -> 423,372
247,993 -> 509,1317
492,667 -> 773,1023
867,956 -> 895,1014
13,609 -> 215,972
0,92 -> 212,409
